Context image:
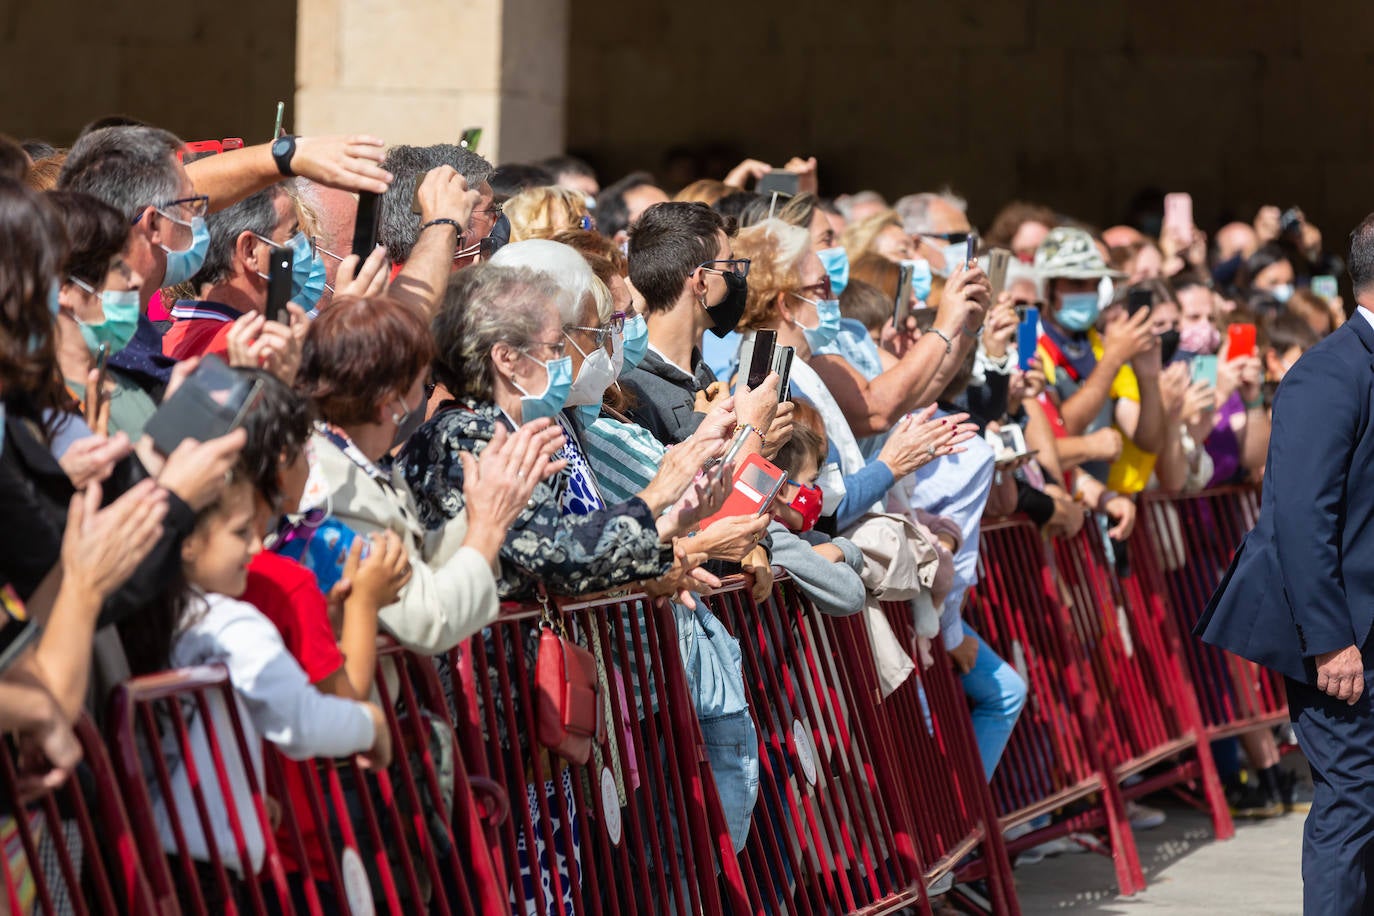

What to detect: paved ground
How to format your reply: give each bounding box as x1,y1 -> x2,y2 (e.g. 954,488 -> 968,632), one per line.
1010,802 -> 1305,915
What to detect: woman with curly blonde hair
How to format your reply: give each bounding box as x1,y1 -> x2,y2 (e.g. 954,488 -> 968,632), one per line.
503,185 -> 590,242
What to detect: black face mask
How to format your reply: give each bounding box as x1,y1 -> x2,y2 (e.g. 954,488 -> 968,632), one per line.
705,270 -> 749,338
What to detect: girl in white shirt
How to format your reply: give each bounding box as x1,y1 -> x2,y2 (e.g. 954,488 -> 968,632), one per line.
137,472 -> 390,902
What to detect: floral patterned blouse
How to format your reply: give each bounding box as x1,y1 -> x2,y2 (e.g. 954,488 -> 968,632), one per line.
399,400 -> 671,601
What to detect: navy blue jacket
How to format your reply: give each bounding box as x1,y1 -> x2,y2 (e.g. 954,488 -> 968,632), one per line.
1197,315 -> 1374,684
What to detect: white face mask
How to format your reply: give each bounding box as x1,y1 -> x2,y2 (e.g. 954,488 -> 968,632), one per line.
564,335 -> 618,407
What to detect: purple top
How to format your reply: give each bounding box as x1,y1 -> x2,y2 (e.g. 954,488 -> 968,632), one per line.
1205,391 -> 1245,487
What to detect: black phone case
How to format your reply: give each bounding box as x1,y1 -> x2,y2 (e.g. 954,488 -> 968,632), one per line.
352,191 -> 381,259
266,245 -> 293,322
746,330 -> 776,390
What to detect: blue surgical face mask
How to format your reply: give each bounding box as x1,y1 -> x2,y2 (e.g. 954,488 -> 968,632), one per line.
903,259 -> 933,304
513,352 -> 573,422
298,251 -> 327,315
160,215 -> 210,286
47,279 -> 61,317
817,247 -> 850,297
576,403 -> 602,427
1056,291 -> 1102,332
619,314 -> 649,373
791,293 -> 842,351
1269,283 -> 1294,304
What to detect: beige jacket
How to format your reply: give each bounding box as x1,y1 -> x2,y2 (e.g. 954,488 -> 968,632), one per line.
307,431 -> 498,654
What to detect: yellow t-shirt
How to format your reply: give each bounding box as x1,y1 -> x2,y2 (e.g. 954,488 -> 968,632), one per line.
1038,330 -> 1157,494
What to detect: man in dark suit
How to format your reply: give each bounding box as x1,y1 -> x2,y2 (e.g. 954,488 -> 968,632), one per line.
1199,213 -> 1374,915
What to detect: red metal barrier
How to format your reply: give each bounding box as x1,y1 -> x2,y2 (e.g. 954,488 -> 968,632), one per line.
705,578 -> 929,915
104,641 -> 502,916
1051,524 -> 1232,839
965,517 -> 1146,896
448,589 -> 743,916
1134,489 -> 1288,738
857,596 -> 1021,914
0,714 -> 157,915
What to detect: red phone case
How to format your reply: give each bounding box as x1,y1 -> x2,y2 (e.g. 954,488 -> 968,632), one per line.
1226,324 -> 1256,362
700,453 -> 787,529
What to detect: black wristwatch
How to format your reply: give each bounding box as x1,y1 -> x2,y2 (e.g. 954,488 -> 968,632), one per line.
271,135 -> 297,177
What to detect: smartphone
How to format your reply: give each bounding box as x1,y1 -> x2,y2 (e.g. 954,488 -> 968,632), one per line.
1191,354 -> 1219,388
1226,323 -> 1257,362
771,345 -> 794,403
892,262 -> 916,330
741,329 -> 774,390
987,248 -> 1011,300
1017,306 -> 1040,372
721,424 -> 754,469
1163,192 -> 1194,241
144,354 -> 266,455
1127,288 -> 1153,317
756,171 -> 800,196
94,342 -> 110,391
1159,330 -> 1181,366
352,191 -> 381,259
700,453 -> 788,529
273,101 -> 285,140
963,233 -> 978,270
460,127 -> 483,151
1312,275 -> 1339,300
266,244 -> 294,322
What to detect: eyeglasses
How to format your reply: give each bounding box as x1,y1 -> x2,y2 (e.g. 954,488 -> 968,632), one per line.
698,258 -> 751,278
251,232 -> 313,256
565,313 -> 626,349
68,276 -> 99,296
795,277 -> 834,300
472,204 -> 503,217
523,338 -> 568,359
147,194 -> 210,226
1012,299 -> 1044,309
919,231 -> 974,244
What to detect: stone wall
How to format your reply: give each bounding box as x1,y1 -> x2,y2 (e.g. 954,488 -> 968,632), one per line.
0,0 -> 296,147
567,0 -> 1374,237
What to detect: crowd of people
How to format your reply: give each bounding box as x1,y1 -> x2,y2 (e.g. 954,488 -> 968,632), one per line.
0,118 -> 1339,909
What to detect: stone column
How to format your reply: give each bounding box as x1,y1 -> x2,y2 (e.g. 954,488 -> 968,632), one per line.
295,0 -> 568,163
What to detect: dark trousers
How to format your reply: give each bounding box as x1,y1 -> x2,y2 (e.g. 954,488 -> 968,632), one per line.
1287,675 -> 1374,915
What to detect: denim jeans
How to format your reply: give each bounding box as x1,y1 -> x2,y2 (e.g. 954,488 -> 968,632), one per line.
959,624 -> 1028,780
674,599 -> 760,852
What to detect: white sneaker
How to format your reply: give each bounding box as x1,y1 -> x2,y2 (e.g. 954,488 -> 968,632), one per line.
1128,801 -> 1167,830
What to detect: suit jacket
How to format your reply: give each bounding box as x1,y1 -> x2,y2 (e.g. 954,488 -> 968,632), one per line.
306,431 -> 498,655
1197,316 -> 1374,683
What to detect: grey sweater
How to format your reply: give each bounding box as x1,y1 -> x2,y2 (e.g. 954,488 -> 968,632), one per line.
768,522 -> 867,616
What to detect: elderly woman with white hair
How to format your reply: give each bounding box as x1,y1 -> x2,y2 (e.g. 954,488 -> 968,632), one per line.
400,243 -> 722,600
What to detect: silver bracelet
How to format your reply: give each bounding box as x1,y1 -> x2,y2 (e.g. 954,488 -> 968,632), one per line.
929,328 -> 954,355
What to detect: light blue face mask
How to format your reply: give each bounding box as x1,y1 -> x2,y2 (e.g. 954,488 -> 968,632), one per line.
287,233 -> 327,313
576,403 -> 602,427
1269,283 -> 1294,304
791,293 -> 842,351
817,247 -> 850,297
903,258 -> 934,303
160,215 -> 209,286
619,314 -> 649,373
47,279 -> 61,317
935,240 -> 967,278
70,282 -> 140,357
514,352 -> 573,422
1056,291 -> 1102,332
